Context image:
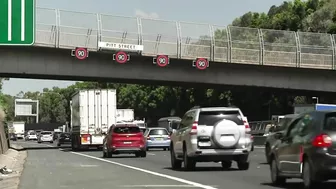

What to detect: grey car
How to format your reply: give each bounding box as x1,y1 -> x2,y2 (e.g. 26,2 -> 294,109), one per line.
37,131 -> 54,143
264,114 -> 297,163
269,111 -> 336,188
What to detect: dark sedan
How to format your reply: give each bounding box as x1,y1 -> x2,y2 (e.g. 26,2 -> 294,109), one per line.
264,114 -> 297,163
269,111 -> 336,189
56,132 -> 71,147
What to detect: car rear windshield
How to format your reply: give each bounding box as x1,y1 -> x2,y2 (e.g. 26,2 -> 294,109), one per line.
149,129 -> 168,135
41,132 -> 52,135
198,110 -> 244,125
113,127 -> 140,134
324,113 -> 336,131
60,133 -> 70,137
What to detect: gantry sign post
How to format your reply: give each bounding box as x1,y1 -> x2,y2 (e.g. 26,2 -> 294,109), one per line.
0,0 -> 35,45
14,99 -> 39,123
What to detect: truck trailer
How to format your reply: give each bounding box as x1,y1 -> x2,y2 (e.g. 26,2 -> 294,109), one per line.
70,89 -> 117,150
116,109 -> 134,122
11,122 -> 25,139
294,103 -> 336,114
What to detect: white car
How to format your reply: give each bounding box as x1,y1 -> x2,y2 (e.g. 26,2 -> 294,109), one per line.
15,133 -> 24,139
170,106 -> 252,171
37,131 -> 53,143
26,133 -> 37,140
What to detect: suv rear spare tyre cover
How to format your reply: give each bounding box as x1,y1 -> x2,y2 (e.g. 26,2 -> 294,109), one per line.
212,119 -> 241,148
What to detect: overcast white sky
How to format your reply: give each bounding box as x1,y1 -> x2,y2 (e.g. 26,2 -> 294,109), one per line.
2,0 -> 285,96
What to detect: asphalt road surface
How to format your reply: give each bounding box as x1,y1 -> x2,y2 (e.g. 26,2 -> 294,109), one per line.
12,140 -> 336,189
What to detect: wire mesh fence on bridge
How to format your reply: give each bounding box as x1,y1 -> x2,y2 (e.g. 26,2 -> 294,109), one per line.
35,7 -> 336,70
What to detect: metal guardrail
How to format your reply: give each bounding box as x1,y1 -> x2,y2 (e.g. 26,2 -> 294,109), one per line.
35,8 -> 336,70
249,120 -> 273,136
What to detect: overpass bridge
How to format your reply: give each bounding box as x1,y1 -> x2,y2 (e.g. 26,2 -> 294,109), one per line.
32,7 -> 336,69
1,7 -> 336,93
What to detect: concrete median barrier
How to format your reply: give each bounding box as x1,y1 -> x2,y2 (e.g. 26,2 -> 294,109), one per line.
0,108 -> 9,155
253,136 -> 266,146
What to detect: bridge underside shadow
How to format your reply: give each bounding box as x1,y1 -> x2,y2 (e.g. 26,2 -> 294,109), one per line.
0,46 -> 335,95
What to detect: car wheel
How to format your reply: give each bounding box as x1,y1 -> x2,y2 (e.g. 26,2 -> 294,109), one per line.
183,148 -> 195,171
170,145 -> 182,170
140,151 -> 146,157
270,158 -> 286,186
265,144 -> 271,164
237,161 -> 250,170
303,159 -> 321,189
163,148 -> 167,151
221,161 -> 232,169
237,155 -> 250,170
107,150 -> 112,158
50,141 -> 53,144
102,143 -> 107,158
57,143 -> 61,147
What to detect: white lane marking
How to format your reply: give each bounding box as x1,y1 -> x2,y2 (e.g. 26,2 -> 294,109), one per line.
70,152 -> 217,189
120,185 -> 218,188
80,164 -> 99,167
148,153 -> 156,156
254,146 -> 265,149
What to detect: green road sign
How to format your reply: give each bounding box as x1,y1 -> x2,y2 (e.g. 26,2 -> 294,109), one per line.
0,0 -> 35,45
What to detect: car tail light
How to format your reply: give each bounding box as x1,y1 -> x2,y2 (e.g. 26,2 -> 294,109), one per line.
244,120 -> 249,129
167,136 -> 170,139
147,136 -> 150,140
312,134 -> 332,148
81,134 -> 90,143
243,120 -> 251,133
190,121 -> 198,135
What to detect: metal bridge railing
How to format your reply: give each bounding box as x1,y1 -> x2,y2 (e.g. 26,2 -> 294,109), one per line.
35,7 -> 336,70
249,120 -> 274,136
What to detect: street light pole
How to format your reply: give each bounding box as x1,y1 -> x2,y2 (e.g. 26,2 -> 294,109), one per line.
312,97 -> 319,104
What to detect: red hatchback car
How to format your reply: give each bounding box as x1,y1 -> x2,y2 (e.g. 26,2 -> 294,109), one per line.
103,124 -> 146,158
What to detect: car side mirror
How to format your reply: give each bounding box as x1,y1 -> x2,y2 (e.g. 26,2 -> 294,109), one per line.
274,132 -> 283,139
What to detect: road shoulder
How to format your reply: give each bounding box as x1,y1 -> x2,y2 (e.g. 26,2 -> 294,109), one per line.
0,148 -> 27,189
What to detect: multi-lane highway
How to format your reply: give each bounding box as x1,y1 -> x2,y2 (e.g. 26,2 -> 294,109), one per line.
12,140 -> 336,189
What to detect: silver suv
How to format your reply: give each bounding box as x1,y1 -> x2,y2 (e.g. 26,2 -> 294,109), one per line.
170,107 -> 252,171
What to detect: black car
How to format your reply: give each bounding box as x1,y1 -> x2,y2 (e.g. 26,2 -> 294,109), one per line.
53,132 -> 61,140
56,132 -> 71,147
269,111 -> 336,189
9,133 -> 17,141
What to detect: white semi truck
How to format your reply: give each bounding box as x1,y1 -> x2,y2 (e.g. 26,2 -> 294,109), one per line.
116,109 -> 134,122
70,89 -> 117,150
116,109 -> 147,132
11,122 -> 25,139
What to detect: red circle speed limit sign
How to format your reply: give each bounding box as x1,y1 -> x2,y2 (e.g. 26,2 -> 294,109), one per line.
75,48 -> 88,60
156,55 -> 169,67
195,58 -> 209,70
115,51 -> 128,64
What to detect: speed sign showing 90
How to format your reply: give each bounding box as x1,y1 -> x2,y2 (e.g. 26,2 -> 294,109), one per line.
74,48 -> 88,60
